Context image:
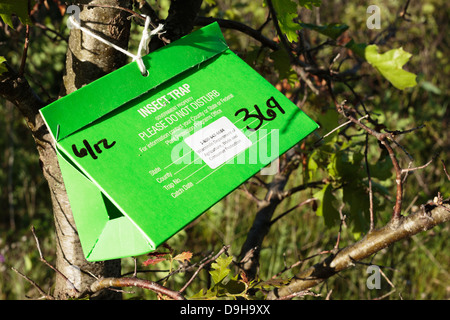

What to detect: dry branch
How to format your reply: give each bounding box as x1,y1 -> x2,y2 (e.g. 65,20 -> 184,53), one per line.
90,277 -> 185,300
267,201 -> 450,299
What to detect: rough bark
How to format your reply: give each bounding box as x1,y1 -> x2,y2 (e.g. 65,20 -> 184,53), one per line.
53,0 -> 132,299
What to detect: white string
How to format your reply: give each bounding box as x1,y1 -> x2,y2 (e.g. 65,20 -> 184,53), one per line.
68,15 -> 164,76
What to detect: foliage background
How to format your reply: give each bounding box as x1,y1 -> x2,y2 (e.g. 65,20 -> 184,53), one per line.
0,0 -> 448,299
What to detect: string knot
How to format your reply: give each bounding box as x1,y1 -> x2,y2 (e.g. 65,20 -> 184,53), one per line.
68,14 -> 165,76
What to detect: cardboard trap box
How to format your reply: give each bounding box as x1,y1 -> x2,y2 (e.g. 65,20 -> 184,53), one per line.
40,22 -> 319,261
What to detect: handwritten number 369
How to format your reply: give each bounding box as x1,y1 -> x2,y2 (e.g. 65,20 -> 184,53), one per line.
235,96 -> 285,131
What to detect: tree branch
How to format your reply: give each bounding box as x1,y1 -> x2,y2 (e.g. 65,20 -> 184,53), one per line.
238,149 -> 302,279
266,201 -> 450,299
0,62 -> 45,131
90,277 -> 185,300
194,16 -> 280,51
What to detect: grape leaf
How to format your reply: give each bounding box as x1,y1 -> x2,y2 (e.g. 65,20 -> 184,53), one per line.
209,255 -> 233,284
0,0 -> 32,28
314,184 -> 339,228
270,0 -> 301,43
0,56 -> 7,75
365,44 -> 417,90
345,39 -> 367,58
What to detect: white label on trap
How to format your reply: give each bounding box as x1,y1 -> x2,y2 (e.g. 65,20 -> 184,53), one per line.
184,117 -> 252,169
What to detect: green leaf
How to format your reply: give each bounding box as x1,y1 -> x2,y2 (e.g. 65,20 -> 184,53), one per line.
210,255 -> 233,284
345,39 -> 367,58
365,44 -> 417,90
0,0 -> 32,28
343,184 -> 370,234
307,156 -> 318,181
0,56 -> 7,75
270,49 -> 296,80
270,0 -> 301,43
298,0 -> 322,9
327,149 -> 363,181
299,23 -> 349,40
221,277 -> 246,295
189,287 -> 219,300
314,184 -> 339,228
369,153 -> 393,181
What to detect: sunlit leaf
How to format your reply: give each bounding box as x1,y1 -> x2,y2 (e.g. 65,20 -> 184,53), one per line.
365,44 -> 417,90
210,255 -> 233,284
0,56 -> 7,75
270,0 -> 301,43
298,0 -> 321,9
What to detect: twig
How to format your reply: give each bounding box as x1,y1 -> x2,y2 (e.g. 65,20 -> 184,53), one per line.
11,267 -> 55,300
34,22 -> 68,41
384,124 -> 425,136
399,0 -> 412,21
314,114 -> 369,146
18,24 -> 30,77
179,245 -> 230,293
280,181 -> 324,199
441,160 -> 450,181
240,184 -> 265,206
90,277 -> 185,300
195,16 -> 279,51
274,290 -> 320,300
365,133 -> 375,230
373,288 -> 397,300
272,260 -> 303,279
30,226 -> 80,294
401,157 -> 435,174
267,201 -> 450,299
270,198 -> 316,225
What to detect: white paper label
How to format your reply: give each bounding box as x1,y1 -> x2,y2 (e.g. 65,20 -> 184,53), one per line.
184,117 -> 252,169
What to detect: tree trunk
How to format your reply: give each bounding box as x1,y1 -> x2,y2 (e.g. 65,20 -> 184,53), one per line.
52,0 -> 132,299
53,0 -> 205,299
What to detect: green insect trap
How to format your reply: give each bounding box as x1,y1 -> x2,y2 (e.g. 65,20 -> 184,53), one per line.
40,22 -> 319,261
